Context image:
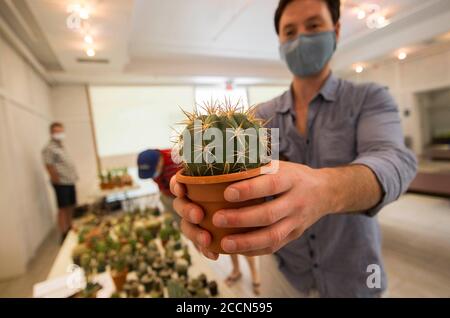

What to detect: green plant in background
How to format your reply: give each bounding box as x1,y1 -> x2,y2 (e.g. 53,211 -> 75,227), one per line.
159,227 -> 171,243
175,101 -> 271,176
111,255 -> 127,273
76,282 -> 102,298
71,206 -> 219,298
167,279 -> 190,298
72,244 -> 89,266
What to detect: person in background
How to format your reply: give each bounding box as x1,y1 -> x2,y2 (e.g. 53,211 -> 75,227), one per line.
137,149 -> 179,215
226,254 -> 261,295
42,122 -> 79,243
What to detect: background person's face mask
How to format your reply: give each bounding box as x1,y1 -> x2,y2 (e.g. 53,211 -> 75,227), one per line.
52,133 -> 65,141
279,31 -> 337,78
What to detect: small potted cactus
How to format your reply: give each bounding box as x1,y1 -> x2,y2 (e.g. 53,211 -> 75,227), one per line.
141,274 -> 155,293
167,279 -> 190,298
72,244 -> 89,266
111,256 -> 128,291
208,281 -> 218,297
175,259 -> 189,277
174,102 -> 271,253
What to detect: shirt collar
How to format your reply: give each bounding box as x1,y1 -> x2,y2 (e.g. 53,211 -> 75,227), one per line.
50,139 -> 63,147
319,73 -> 339,102
276,73 -> 339,114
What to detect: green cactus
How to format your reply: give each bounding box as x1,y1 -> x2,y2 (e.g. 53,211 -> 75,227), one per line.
175,259 -> 189,277
167,279 -> 190,298
111,255 -> 127,273
175,101 -> 271,176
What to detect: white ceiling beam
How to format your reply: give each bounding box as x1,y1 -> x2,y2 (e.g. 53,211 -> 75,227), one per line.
0,16 -> 51,83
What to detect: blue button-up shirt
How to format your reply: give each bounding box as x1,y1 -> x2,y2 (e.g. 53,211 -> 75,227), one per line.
255,74 -> 417,298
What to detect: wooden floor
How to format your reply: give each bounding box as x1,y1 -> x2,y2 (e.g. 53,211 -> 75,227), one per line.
1,194 -> 449,298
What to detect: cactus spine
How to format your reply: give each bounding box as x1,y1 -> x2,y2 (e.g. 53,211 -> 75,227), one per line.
175,100 -> 270,177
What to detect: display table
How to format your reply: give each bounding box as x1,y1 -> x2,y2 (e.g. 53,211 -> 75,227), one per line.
46,230 -> 236,298
408,172 -> 450,198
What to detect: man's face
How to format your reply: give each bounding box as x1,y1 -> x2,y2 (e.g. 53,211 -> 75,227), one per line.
51,126 -> 65,141
52,126 -> 64,135
278,0 -> 340,44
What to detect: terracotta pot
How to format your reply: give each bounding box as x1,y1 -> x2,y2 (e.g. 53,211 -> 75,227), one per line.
112,269 -> 128,291
176,163 -> 271,254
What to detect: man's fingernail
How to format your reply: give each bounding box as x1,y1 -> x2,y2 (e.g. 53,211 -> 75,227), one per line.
214,213 -> 227,227
205,251 -> 217,260
189,209 -> 199,223
223,239 -> 237,252
197,232 -> 207,247
225,188 -> 240,202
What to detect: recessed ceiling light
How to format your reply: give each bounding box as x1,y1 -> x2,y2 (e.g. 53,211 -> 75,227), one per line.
398,51 -> 407,60
355,65 -> 364,73
356,9 -> 366,20
85,48 -> 96,57
79,7 -> 90,20
366,13 -> 389,29
84,34 -> 93,44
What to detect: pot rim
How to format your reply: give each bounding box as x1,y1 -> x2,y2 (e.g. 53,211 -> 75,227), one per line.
176,162 -> 272,185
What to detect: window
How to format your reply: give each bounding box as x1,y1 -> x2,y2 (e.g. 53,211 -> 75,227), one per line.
89,86 -> 194,157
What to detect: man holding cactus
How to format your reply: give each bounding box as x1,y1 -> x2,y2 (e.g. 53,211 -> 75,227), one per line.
170,0 -> 417,297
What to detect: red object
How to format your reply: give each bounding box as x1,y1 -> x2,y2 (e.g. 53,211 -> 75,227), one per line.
154,149 -> 180,196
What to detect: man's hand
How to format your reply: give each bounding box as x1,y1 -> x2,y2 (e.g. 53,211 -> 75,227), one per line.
46,164 -> 60,184
170,161 -> 336,259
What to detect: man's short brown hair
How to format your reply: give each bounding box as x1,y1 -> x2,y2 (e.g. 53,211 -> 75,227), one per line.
274,0 -> 341,34
50,122 -> 63,133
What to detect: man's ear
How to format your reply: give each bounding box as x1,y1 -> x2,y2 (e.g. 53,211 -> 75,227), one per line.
335,22 -> 341,42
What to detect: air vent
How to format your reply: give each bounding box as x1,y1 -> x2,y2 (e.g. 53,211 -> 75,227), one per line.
77,58 -> 110,64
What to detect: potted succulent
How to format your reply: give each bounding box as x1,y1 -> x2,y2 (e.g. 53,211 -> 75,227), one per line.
145,250 -> 159,265
181,246 -> 191,265
141,274 -> 155,293
129,281 -> 140,298
174,103 -> 271,253
208,281 -> 218,297
198,273 -> 208,288
159,268 -> 173,283
175,259 -> 189,277
152,257 -> 164,273
111,256 -> 128,291
187,278 -> 204,297
167,279 -> 190,298
80,253 -> 91,273
73,282 -> 102,298
72,244 -> 89,266
149,278 -> 164,298
159,227 -> 172,246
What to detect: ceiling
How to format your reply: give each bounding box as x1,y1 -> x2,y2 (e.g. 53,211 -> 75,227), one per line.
0,0 -> 449,85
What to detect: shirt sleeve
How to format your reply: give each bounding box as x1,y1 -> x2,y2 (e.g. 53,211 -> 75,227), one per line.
42,147 -> 55,166
351,84 -> 418,217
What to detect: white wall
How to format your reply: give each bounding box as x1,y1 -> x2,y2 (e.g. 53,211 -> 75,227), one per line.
50,85 -> 98,204
0,35 -> 55,279
341,47 -> 450,156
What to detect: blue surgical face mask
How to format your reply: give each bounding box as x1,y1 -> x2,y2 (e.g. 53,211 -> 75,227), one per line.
279,31 -> 337,78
